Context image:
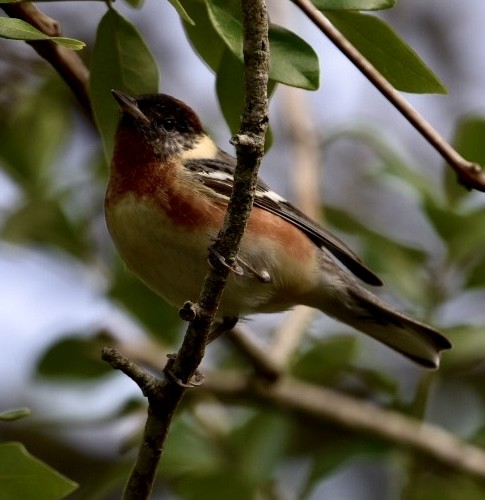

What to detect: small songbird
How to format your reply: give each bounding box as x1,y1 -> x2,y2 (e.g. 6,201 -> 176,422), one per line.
105,90 -> 451,369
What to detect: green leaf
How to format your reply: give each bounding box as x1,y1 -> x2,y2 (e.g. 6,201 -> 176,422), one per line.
207,0 -> 319,89
313,0 -> 395,9
325,11 -> 446,94
215,48 -> 245,134
423,200 -> 485,260
109,264 -> 181,343
445,116 -> 485,206
269,24 -> 319,90
0,75 -> 72,185
168,0 -> 195,25
0,442 -> 78,499
36,334 -> 112,379
464,251 -> 485,288
2,199 -> 89,258
234,413 -> 290,485
0,17 -> 85,49
206,0 -> 242,58
175,472 -> 255,500
292,336 -> 357,384
0,408 -> 31,422
90,7 -> 159,161
443,325 -> 485,370
304,439 -> 389,496
181,0 -> 226,72
160,416 -> 224,476
215,48 -> 275,146
122,0 -> 145,7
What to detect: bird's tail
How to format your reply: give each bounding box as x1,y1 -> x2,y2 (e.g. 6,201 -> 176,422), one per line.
317,285 -> 451,369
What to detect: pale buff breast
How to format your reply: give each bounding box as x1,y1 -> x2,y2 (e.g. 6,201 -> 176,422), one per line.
105,194 -> 324,318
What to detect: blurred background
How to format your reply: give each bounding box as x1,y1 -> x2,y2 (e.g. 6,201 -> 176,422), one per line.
1,0 -> 485,498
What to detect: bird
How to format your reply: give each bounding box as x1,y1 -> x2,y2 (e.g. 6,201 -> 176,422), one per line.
105,90 -> 451,369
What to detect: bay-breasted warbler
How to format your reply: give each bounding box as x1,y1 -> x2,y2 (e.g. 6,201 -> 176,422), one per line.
105,90 -> 451,369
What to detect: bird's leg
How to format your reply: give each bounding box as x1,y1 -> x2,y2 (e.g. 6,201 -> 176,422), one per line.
208,246 -> 244,275
236,256 -> 271,283
208,239 -> 271,283
163,353 -> 205,387
207,316 -> 239,344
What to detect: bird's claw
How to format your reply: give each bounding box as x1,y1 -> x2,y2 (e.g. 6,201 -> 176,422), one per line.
163,354 -> 205,388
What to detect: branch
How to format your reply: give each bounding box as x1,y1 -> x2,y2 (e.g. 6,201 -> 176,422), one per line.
113,1 -> 270,498
118,334 -> 485,482
291,0 -> 485,192
198,372 -> 485,481
2,2 -> 92,120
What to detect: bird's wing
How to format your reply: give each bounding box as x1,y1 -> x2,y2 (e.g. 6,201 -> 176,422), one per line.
184,155 -> 383,286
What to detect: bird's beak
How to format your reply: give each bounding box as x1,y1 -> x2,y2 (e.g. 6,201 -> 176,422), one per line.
111,90 -> 150,124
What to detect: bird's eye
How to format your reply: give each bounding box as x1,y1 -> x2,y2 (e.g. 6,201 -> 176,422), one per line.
161,118 -> 176,131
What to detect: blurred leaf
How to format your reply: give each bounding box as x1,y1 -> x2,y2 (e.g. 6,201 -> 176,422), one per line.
160,416 -> 224,476
465,250 -> 485,288
109,264 -> 181,343
352,367 -> 398,396
325,206 -> 429,304
0,442 -> 78,499
37,334 -> 112,380
90,7 -> 159,161
0,75 -> 71,186
292,336 -> 357,384
411,472 -> 485,500
325,11 -> 446,94
314,0 -> 395,8
0,17 -> 85,49
122,0 -> 145,7
207,0 -> 319,89
174,472 -> 254,500
423,200 -> 485,260
234,412 -> 290,485
445,116 -> 485,206
304,438 -> 389,496
442,325 -> 485,370
325,123 -> 440,201
0,407 -> 31,421
168,0 -> 195,24
2,199 -> 89,258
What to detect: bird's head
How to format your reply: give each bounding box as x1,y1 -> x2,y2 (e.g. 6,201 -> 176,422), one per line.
111,90 -> 206,159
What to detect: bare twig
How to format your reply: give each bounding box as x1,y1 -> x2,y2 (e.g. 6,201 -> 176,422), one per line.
116,1 -> 270,498
291,0 -> 485,192
2,2 -> 92,120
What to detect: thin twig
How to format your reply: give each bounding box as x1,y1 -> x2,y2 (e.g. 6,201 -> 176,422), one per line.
291,0 -> 485,191
118,1 -> 270,498
2,2 -> 92,120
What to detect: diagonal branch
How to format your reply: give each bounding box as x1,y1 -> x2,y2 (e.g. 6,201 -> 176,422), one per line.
2,2 -> 92,120
199,372 -> 485,481
291,0 -> 485,192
